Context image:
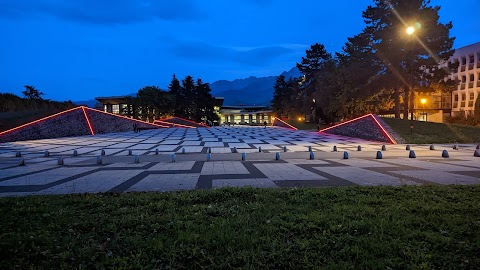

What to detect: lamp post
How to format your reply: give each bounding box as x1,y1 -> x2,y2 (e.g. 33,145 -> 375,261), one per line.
420,98 -> 427,121
406,26 -> 415,121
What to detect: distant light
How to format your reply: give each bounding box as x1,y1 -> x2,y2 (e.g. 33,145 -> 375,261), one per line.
298,117 -> 302,121
406,26 -> 415,35
420,98 -> 427,104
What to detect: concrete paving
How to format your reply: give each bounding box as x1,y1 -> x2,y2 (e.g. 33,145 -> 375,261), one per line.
0,126 -> 479,196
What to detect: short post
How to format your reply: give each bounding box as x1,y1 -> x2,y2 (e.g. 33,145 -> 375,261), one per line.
171,153 -> 176,163
333,145 -> 337,152
275,152 -> 280,160
258,146 -> 262,153
101,149 -> 105,156
96,156 -> 102,165
233,147 -> 237,153
128,149 -> 132,156
207,153 -> 211,161
18,158 -> 25,166
182,148 -> 186,154
343,151 -> 349,159
156,148 -> 159,155
309,151 -> 314,160
44,151 -> 50,157
208,147 -> 212,154
381,145 -> 386,151
308,146 -> 312,152
283,146 -> 287,152
57,157 -> 64,165
242,152 -> 246,161
15,151 -> 21,157
442,150 -> 449,158
430,145 -> 435,150
453,145 -> 459,150
409,150 -> 416,158
406,145 -> 411,151
73,150 -> 78,157
376,151 -> 383,159
134,155 -> 139,163
357,145 -> 362,151
474,149 -> 480,157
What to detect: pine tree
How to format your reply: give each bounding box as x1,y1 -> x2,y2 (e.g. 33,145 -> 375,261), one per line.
272,75 -> 288,118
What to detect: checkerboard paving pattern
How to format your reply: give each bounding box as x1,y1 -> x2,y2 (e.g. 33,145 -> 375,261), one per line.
0,126 -> 479,196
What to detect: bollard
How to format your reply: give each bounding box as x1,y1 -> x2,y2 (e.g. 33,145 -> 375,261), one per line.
171,153 -> 176,163
343,151 -> 349,159
18,158 -> 25,166
134,155 -> 139,163
474,149 -> 480,157
406,145 -> 411,151
207,153 -> 211,161
57,157 -> 64,165
182,148 -> 186,154
275,152 -> 280,160
156,148 -> 159,155
308,146 -> 312,152
333,145 -> 338,152
409,150 -> 416,158
208,147 -> 212,154
357,145 -> 362,151
242,152 -> 246,161
430,145 -> 435,150
381,145 -> 386,151
442,150 -> 449,158
96,156 -> 102,165
233,147 -> 237,153
258,146 -> 262,153
101,149 -> 105,156
453,145 -> 459,150
44,151 -> 50,157
73,150 -> 78,157
283,146 -> 287,152
477,145 -> 480,150
309,151 -> 315,160
128,149 -> 132,156
376,151 -> 383,159
15,151 -> 21,157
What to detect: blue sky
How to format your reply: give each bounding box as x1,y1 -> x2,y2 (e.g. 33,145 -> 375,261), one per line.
0,0 -> 478,101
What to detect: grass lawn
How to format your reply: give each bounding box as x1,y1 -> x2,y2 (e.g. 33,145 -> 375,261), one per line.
284,120 -> 323,130
382,117 -> 480,144
1,186 -> 479,269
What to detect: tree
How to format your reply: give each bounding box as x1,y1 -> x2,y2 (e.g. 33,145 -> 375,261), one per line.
135,86 -> 174,122
194,79 -> 218,123
22,85 -> 44,99
362,0 -> 455,119
272,75 -> 289,117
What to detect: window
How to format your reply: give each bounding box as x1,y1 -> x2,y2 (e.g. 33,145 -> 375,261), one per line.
468,92 -> 475,107
112,104 -> 119,114
462,76 -> 466,83
454,95 -> 459,101
461,94 -> 466,107
461,57 -> 466,65
469,54 -> 475,63
104,105 -> 107,112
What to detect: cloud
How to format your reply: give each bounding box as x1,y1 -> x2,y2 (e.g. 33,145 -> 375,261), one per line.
0,0 -> 204,24
170,41 -> 294,66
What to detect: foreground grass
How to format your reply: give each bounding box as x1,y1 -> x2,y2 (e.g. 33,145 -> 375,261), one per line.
382,117 -> 480,144
1,186 -> 479,269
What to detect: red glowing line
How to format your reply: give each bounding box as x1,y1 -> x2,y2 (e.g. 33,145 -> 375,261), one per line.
85,107 -> 169,128
158,117 -> 208,127
319,114 -> 396,145
0,107 -> 83,136
272,117 -> 298,130
154,119 -> 195,129
81,106 -> 95,135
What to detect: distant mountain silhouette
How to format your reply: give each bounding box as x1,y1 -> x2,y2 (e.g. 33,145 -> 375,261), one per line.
74,67 -> 302,107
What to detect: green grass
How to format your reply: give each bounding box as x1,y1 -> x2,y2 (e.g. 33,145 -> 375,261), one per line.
382,117 -> 480,144
1,186 -> 479,269
284,120 -> 324,130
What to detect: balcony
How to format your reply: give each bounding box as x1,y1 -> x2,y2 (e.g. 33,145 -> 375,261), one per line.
468,82 -> 474,88
460,83 -> 466,90
460,101 -> 466,107
453,102 -> 458,108
468,63 -> 474,70
461,65 -> 466,72
468,101 -> 474,107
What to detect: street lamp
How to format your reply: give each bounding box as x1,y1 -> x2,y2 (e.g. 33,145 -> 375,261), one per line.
406,25 -> 415,121
420,98 -> 427,121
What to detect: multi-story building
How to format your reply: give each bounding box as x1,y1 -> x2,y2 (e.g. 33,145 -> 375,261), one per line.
449,42 -> 480,116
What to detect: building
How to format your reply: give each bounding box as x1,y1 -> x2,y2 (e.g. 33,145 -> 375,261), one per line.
95,96 -> 133,115
219,105 -> 273,125
448,42 -> 480,116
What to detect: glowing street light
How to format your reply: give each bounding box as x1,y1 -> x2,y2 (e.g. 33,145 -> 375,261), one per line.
420,98 -> 427,122
406,26 -> 415,35
420,98 -> 427,104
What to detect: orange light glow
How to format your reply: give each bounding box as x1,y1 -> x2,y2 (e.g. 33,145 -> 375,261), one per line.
157,117 -> 208,127
81,106 -> 95,135
85,107 -> 169,128
273,117 -> 298,130
154,119 -> 195,129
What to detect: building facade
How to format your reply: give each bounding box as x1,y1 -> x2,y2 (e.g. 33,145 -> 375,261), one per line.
448,42 -> 480,116
219,105 -> 273,125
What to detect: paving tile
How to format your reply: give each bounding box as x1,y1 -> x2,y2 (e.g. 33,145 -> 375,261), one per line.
254,164 -> 326,180
314,167 -> 419,186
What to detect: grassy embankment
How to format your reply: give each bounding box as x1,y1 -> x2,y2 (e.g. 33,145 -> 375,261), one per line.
382,117 -> 480,144
1,186 -> 479,269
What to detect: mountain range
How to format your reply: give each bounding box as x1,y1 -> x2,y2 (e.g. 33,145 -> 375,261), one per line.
75,67 -> 302,107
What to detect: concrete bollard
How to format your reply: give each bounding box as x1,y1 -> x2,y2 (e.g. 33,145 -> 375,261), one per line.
333,145 -> 338,152
207,153 -> 211,161
134,155 -> 139,163
44,151 -> 50,157
275,152 -> 280,160
477,145 -> 480,150
18,158 -> 25,166
283,146 -> 287,152
381,145 -> 386,151
171,153 -> 176,163
96,156 -> 102,165
343,151 -> 349,159
242,152 -> 246,161
406,145 -> 411,151
442,150 -> 449,158
258,146 -> 262,153
474,149 -> 480,157
15,151 -> 21,157
453,145 -> 459,150
101,149 -> 105,156
127,149 -> 132,156
208,147 -> 212,154
57,157 -> 64,165
73,150 -> 78,157
308,146 -> 312,152
409,150 -> 416,158
233,147 -> 237,153
357,145 -> 362,151
156,148 -> 159,155
182,148 -> 186,154
309,151 -> 315,160
430,145 -> 435,150
376,151 -> 383,159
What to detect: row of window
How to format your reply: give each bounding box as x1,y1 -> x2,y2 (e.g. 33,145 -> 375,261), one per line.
453,92 -> 476,108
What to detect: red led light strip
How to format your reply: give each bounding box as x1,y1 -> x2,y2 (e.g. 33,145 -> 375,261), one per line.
154,119 -> 195,129
158,117 -> 208,127
319,114 -> 396,144
85,107 -> 170,128
0,107 -> 82,136
81,106 -> 95,135
272,117 -> 298,130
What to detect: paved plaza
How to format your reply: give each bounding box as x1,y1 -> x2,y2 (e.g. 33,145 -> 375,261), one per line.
0,126 -> 479,196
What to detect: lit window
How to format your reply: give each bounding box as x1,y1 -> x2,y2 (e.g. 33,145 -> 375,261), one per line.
104,105 -> 107,112
112,104 -> 120,114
